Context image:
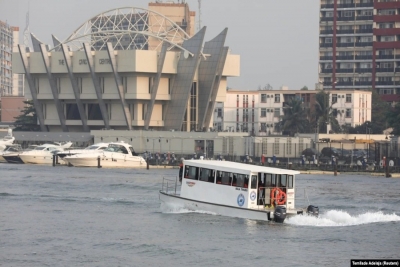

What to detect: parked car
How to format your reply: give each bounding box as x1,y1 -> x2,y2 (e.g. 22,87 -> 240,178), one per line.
320,147 -> 341,158
301,148 -> 319,161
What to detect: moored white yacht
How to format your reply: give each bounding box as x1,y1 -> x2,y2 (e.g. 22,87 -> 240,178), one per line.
0,129 -> 15,151
63,142 -> 146,168
159,160 -> 319,223
19,142 -> 73,165
0,144 -> 23,163
3,145 -> 38,164
57,143 -> 109,161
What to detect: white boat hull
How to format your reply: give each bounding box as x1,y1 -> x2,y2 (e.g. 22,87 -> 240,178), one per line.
19,154 -> 54,165
64,155 -> 147,168
159,191 -> 275,221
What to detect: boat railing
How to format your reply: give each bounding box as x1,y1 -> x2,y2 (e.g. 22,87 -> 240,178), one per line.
256,186 -> 311,210
161,176 -> 180,195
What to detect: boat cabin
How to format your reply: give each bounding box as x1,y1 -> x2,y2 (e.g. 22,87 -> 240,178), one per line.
105,142 -> 138,156
180,160 -> 300,211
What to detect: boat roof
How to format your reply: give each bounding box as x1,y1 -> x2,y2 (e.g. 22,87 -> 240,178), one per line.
183,160 -> 300,175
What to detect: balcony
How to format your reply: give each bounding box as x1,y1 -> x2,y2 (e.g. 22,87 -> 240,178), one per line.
337,16 -> 356,21
376,54 -> 395,59
358,2 -> 373,8
336,68 -> 354,73
320,17 -> 334,22
321,4 -> 334,9
336,55 -> 355,60
355,55 -> 372,60
337,3 -> 356,8
320,43 -> 333,48
356,42 -> 372,47
355,81 -> 372,86
356,15 -> 373,21
320,30 -> 334,35
320,56 -> 333,60
337,29 -> 355,34
355,68 -> 372,73
337,42 -> 355,47
355,29 -> 373,34
321,68 -> 333,74
376,67 -> 395,73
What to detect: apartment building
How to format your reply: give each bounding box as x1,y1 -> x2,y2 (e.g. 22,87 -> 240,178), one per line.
319,0 -> 400,102
215,88 -> 370,135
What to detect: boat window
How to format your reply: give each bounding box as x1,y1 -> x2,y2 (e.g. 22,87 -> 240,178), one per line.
243,175 -> 249,188
216,171 -> 222,184
184,165 -> 198,180
199,168 -> 214,183
288,175 -> 294,189
264,174 -> 274,188
251,175 -> 257,189
221,172 -> 232,185
280,175 -> 287,187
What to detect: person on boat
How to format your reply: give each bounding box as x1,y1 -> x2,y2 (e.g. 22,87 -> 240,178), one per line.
179,160 -> 184,182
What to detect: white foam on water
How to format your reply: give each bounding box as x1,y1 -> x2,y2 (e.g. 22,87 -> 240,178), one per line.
160,202 -> 217,215
285,210 -> 400,227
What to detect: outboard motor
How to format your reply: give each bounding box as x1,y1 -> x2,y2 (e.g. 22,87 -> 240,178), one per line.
307,205 -> 319,217
273,206 -> 287,223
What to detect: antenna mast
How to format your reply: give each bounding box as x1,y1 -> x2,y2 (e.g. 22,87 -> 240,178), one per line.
197,0 -> 202,31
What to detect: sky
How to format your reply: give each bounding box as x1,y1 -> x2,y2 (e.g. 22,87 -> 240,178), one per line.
0,0 -> 320,91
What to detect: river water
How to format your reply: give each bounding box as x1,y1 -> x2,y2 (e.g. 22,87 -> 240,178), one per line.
1,164 -> 399,267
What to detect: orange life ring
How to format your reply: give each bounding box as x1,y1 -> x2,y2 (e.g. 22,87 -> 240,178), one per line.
270,188 -> 287,205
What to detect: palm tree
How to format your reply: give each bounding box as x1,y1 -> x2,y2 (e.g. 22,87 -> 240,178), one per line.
314,91 -> 340,133
278,97 -> 310,136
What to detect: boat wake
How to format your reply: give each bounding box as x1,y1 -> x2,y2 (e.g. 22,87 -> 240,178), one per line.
160,202 -> 217,216
285,210 -> 400,227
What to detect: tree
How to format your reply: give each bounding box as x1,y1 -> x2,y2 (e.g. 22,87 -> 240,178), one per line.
301,86 -> 308,90
370,90 -> 391,134
278,97 -> 310,136
387,102 -> 400,135
314,91 -> 340,133
13,99 -> 41,131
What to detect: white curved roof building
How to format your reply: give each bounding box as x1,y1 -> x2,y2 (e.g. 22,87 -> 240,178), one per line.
12,2 -> 240,132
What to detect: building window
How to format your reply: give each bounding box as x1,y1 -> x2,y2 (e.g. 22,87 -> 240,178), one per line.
274,94 -> 280,103
88,104 -> 103,120
274,108 -> 280,118
325,37 -> 332,43
261,108 -> 267,117
217,108 -> 222,118
66,103 -> 81,120
121,76 -> 127,93
346,94 -> 352,103
261,94 -> 267,103
345,109 -> 352,118
99,77 -> 105,94
76,77 -> 83,94
260,123 -> 267,132
332,94 -> 337,103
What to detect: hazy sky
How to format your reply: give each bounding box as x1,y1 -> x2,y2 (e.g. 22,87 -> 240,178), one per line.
0,0 -> 319,91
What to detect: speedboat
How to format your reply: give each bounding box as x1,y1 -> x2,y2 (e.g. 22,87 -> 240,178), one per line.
19,142 -> 73,165
57,143 -> 109,161
0,144 -> 23,163
63,142 -> 147,168
3,145 -> 38,164
159,160 -> 319,223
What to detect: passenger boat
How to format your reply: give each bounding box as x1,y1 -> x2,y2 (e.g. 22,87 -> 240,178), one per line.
159,160 -> 319,223
57,143 -> 109,161
63,142 -> 147,168
19,142 -> 73,165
